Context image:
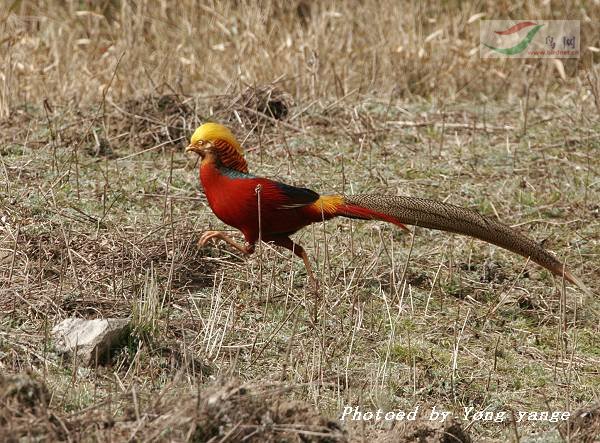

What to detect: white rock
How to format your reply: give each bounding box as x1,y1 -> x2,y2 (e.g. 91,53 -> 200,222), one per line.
52,317 -> 131,366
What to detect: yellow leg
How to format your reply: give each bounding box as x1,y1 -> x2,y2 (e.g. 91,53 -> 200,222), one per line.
299,248 -> 318,292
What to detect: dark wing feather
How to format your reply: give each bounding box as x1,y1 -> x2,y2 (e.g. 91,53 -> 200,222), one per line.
273,181 -> 320,209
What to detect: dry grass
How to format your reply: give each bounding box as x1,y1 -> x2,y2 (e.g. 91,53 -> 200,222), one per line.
1,1 -> 600,442
2,0 -> 599,114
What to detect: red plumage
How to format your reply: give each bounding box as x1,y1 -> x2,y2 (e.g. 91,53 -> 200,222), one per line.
200,161 -> 325,244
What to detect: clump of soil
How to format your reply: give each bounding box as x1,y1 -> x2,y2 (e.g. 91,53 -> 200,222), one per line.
0,373 -> 65,441
119,93 -> 194,149
166,379 -> 346,442
561,402 -> 600,443
378,417 -> 471,443
0,375 -> 346,442
0,372 -> 49,411
215,84 -> 294,126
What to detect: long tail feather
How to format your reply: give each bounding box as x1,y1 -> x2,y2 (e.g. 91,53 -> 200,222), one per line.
337,194 -> 592,296
331,198 -> 410,232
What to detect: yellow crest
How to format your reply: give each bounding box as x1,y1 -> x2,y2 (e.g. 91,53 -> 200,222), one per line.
190,123 -> 243,155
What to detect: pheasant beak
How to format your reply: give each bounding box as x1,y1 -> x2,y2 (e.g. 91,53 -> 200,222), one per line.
185,143 -> 199,154
185,142 -> 206,156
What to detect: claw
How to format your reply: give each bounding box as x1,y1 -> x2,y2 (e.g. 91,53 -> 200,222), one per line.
198,230 -> 221,248
197,230 -> 254,256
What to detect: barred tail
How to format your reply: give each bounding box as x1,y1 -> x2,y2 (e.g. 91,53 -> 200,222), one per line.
336,194 -> 592,296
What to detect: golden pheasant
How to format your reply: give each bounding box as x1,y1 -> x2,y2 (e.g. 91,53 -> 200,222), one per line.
186,123 -> 591,295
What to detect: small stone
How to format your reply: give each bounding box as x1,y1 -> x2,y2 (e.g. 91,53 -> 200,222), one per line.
52,317 -> 131,367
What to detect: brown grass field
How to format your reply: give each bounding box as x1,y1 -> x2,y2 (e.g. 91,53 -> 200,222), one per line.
1,1 -> 599,442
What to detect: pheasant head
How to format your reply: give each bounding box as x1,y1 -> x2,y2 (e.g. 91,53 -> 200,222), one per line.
186,123 -> 248,173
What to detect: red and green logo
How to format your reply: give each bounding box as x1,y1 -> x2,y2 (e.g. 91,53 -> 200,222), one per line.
484,21 -> 544,55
